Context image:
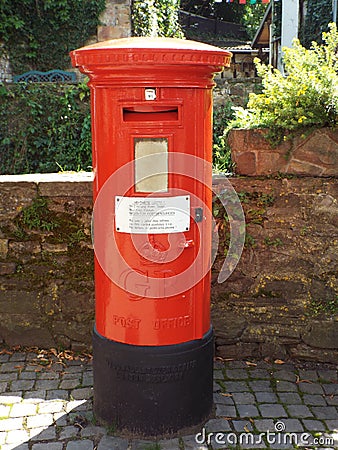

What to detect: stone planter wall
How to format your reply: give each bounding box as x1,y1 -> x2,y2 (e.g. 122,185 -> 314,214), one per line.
0,173 -> 337,362
229,128 -> 338,177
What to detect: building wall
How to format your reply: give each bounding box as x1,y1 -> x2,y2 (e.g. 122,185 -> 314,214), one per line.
97,0 -> 131,41
0,51 -> 12,82
213,77 -> 262,107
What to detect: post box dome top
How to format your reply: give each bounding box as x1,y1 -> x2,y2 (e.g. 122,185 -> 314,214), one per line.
70,37 -> 231,87
71,37 -> 231,67
72,36 -> 230,52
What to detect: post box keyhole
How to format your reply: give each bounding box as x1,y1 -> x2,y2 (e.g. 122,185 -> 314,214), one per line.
194,207 -> 203,222
145,88 -> 157,101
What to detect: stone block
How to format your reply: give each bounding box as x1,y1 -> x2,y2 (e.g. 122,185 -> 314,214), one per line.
311,406 -> 338,420
302,320 -> 338,349
276,418 -> 304,432
205,418 -> 231,432
254,418 -> 275,432
0,262 -> 16,274
9,240 -> 41,258
255,392 -> 278,403
231,392 -> 255,404
0,317 -> 55,348
287,405 -> 313,418
212,311 -> 246,342
236,404 -> 259,417
217,342 -> 259,360
37,174 -> 92,198
302,419 -> 326,431
290,128 -> 338,176
260,342 -> 287,360
302,395 -> 326,406
0,417 -> 23,431
233,151 -> 256,175
42,242 -> 68,253
97,436 -> 129,450
97,25 -> 129,41
256,151 -> 288,175
0,239 -> 9,258
290,344 -> 338,364
228,129 -> 289,176
46,196 -> 92,214
215,403 -> 236,417
249,380 -> 273,392
258,403 -> 288,418
0,181 -> 37,220
0,290 -> 40,314
241,324 -> 301,343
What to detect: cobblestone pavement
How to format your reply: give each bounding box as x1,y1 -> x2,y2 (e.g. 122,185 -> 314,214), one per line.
0,350 -> 337,450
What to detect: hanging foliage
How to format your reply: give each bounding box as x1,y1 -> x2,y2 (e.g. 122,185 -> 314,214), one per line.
0,0 -> 106,74
131,0 -> 184,38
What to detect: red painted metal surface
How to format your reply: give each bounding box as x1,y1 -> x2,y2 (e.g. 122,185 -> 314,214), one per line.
71,37 -> 231,346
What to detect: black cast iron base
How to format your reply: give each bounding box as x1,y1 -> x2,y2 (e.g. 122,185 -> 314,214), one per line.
92,327 -> 214,436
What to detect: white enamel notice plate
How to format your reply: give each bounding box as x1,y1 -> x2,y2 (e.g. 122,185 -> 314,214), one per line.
115,196 -> 190,234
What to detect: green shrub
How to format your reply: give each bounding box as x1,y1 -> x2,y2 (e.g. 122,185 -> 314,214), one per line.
229,23 -> 338,145
213,101 -> 235,173
0,82 -> 92,174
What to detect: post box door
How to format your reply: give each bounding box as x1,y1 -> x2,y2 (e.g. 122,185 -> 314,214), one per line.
92,86 -> 213,346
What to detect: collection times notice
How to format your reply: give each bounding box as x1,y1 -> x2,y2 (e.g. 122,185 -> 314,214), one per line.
115,196 -> 190,234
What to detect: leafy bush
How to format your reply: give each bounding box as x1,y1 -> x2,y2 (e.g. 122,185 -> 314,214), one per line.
230,23 -> 338,144
0,82 -> 92,174
213,101 -> 235,174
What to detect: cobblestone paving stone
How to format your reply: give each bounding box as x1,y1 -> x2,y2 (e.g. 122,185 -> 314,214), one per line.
0,351 -> 337,449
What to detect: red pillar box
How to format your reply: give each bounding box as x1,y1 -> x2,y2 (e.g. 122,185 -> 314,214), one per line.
71,38 -> 231,436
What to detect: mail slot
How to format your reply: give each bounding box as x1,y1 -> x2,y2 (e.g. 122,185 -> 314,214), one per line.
71,37 -> 231,436
123,106 -> 179,122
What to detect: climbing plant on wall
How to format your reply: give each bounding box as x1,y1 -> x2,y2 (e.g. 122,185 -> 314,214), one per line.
0,0 -> 106,74
0,82 -> 92,174
131,0 -> 184,38
301,0 -> 333,47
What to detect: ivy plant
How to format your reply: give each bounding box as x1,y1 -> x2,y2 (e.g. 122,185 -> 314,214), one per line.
0,0 -> 106,74
301,0 -> 333,47
0,82 -> 92,174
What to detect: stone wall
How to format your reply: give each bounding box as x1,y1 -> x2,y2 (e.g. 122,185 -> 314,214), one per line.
213,77 -> 261,108
212,176 -> 338,364
0,173 -> 337,362
0,173 -> 93,352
